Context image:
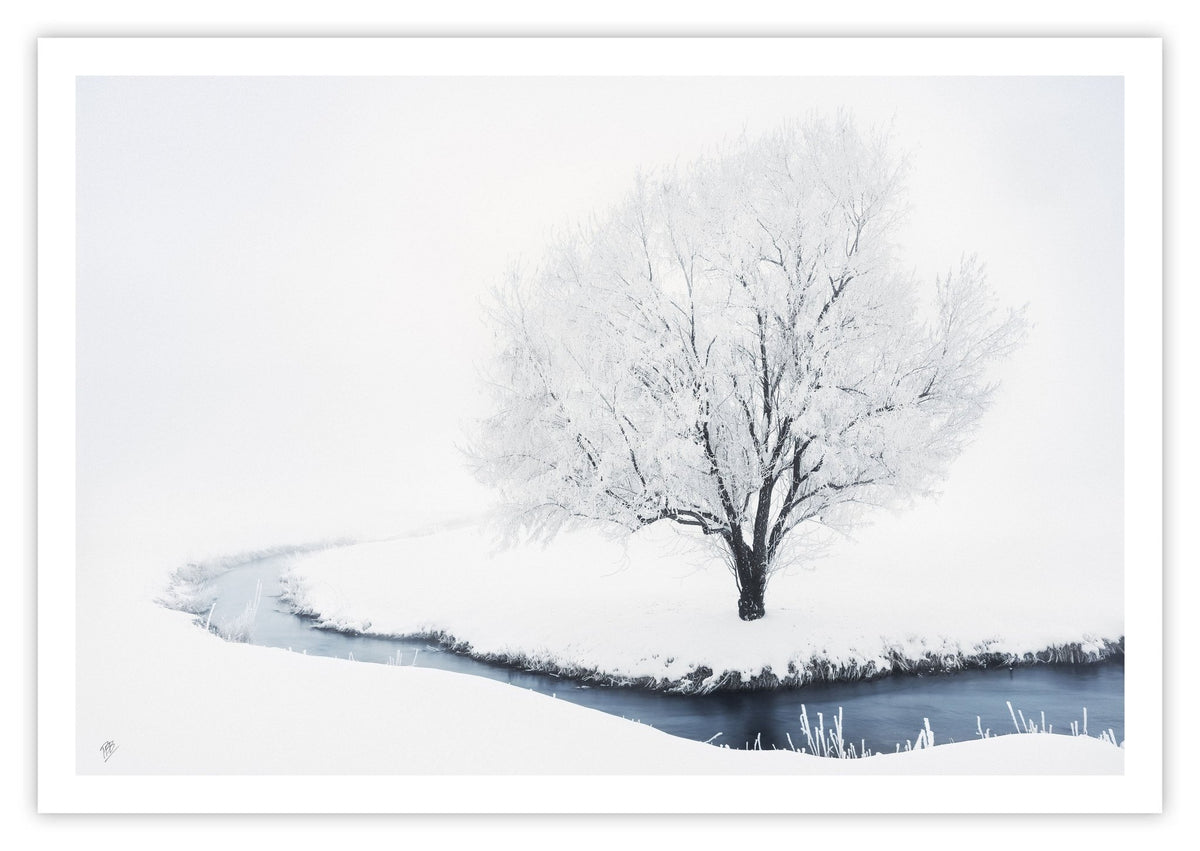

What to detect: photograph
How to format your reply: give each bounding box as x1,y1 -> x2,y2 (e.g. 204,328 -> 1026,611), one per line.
34,36 -> 1163,814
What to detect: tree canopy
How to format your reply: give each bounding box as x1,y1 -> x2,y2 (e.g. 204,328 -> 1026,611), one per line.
474,115 -> 1026,620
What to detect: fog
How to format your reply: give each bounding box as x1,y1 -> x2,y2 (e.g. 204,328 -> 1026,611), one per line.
76,76 -> 1122,610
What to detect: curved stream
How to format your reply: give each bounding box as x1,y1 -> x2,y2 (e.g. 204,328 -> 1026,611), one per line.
202,554 -> 1124,753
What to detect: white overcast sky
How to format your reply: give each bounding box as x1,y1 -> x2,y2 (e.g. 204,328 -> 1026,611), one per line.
76,76 -> 1123,603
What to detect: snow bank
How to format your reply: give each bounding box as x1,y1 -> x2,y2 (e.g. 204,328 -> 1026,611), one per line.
279,522 -> 1123,691
83,603 -> 1120,778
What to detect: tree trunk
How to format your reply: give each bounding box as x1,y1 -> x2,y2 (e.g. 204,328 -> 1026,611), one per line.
736,550 -> 768,621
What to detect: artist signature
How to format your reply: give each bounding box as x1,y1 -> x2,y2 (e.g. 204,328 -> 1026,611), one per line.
100,740 -> 119,762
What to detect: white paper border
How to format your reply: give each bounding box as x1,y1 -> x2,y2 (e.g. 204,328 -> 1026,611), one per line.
37,36 -> 1162,814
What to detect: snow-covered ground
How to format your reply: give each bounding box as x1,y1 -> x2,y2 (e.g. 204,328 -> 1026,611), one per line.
61,513 -> 1124,783
80,597 -> 1121,779
278,519 -> 1122,689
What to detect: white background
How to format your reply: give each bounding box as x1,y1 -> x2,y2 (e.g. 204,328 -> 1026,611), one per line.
2,3 -> 1180,844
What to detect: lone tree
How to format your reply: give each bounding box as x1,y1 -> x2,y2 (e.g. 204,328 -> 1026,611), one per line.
475,116 -> 1026,621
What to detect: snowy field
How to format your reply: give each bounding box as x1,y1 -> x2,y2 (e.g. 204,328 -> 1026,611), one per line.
83,590 -> 1121,779
65,509 -> 1124,780
278,519 -> 1123,689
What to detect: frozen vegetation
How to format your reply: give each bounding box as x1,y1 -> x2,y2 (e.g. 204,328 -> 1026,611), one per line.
473,116 -> 1027,623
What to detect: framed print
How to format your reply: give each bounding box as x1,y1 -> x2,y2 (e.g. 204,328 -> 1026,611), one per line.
37,36 -> 1162,813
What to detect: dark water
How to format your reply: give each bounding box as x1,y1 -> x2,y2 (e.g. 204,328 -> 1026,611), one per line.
203,555 -> 1124,754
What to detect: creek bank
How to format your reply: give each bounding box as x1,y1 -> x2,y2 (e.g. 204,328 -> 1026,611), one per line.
285,604 -> 1123,694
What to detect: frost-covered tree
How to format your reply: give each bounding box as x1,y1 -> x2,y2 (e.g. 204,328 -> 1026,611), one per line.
475,115 -> 1026,621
